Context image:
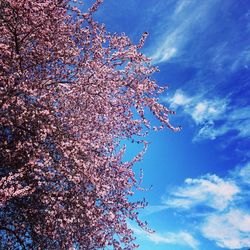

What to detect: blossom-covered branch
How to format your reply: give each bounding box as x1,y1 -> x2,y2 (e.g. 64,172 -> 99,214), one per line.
0,0 -> 179,249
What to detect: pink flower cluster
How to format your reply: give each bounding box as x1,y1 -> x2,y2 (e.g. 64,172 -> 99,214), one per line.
0,0 -> 179,249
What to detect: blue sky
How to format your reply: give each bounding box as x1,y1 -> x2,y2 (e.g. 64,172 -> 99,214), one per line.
90,1 -> 250,249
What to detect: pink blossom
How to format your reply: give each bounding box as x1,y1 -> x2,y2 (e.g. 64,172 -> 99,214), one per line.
0,0 -> 179,249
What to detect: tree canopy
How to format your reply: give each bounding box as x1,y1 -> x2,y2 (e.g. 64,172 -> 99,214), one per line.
0,0 -> 180,249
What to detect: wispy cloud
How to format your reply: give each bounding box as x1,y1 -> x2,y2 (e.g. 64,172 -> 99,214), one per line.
149,0 -> 218,64
142,205 -> 169,215
201,209 -> 250,249
168,89 -> 228,124
162,174 -> 240,211
147,0 -> 250,146
148,0 -> 250,72
237,162 -> 250,185
195,106 -> 250,141
164,89 -> 250,141
160,162 -> 250,249
132,226 -> 199,250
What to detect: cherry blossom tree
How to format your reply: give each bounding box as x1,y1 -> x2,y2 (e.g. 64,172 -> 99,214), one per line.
0,0 -> 180,249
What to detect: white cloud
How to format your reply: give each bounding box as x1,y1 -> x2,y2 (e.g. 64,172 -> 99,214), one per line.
168,90 -> 192,106
132,226 -> 199,250
232,162 -> 250,186
160,163 -> 250,249
194,110 -> 250,141
174,0 -> 191,15
152,46 -> 177,63
239,163 -> 250,185
201,209 -> 250,249
165,89 -> 250,141
168,90 -> 228,125
149,231 -> 199,250
148,0 -> 250,73
163,174 -> 240,211
150,29 -> 179,63
149,0 -> 217,63
191,100 -> 226,124
143,205 -> 168,215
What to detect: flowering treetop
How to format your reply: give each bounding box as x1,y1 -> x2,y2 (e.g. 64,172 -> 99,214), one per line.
0,0 -> 180,249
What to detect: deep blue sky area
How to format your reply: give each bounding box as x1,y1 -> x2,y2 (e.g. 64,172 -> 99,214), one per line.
85,1 -> 250,249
